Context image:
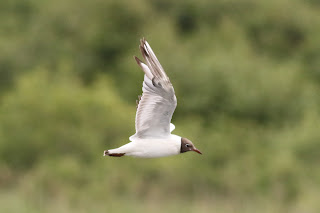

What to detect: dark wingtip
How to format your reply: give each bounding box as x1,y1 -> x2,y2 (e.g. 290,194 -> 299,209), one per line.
139,44 -> 148,57
134,56 -> 142,65
140,38 -> 144,47
139,38 -> 149,57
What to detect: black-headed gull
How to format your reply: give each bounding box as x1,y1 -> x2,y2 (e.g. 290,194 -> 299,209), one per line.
103,38 -> 202,158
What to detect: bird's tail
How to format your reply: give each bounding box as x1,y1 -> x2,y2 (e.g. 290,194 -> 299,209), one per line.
103,150 -> 125,157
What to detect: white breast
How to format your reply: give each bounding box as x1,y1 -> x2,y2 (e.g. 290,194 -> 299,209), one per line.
108,134 -> 181,158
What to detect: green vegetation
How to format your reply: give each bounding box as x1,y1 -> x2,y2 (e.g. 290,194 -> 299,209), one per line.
0,0 -> 320,212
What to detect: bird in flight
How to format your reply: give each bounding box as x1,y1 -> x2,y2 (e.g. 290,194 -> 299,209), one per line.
103,38 -> 202,158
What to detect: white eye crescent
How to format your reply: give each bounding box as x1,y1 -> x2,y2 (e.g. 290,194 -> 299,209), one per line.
185,144 -> 190,148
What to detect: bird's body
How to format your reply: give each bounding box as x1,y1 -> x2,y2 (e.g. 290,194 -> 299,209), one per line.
103,38 -> 201,158
108,134 -> 181,158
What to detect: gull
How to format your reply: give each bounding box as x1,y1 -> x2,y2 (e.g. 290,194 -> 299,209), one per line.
103,38 -> 202,158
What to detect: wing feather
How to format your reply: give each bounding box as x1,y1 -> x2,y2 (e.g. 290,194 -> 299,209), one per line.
130,38 -> 177,140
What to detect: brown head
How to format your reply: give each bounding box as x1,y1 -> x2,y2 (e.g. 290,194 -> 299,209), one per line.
180,138 -> 202,155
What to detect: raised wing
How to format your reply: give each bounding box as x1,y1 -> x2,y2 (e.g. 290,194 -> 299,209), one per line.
130,38 -> 177,140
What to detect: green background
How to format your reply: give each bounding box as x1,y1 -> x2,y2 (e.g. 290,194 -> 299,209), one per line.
0,0 -> 320,212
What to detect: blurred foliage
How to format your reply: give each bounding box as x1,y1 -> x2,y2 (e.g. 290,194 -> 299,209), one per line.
0,0 -> 320,212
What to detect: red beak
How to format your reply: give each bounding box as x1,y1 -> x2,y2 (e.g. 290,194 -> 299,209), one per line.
193,148 -> 202,154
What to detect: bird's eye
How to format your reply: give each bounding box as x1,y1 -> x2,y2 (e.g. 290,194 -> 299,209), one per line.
185,144 -> 190,148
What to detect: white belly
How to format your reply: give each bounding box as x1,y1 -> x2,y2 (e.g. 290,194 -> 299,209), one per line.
108,135 -> 181,158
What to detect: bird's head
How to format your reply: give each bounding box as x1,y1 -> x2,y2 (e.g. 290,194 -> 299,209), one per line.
180,138 -> 202,155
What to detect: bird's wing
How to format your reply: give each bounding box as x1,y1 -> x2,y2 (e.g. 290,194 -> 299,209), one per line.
130,38 -> 177,140
170,123 -> 176,132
